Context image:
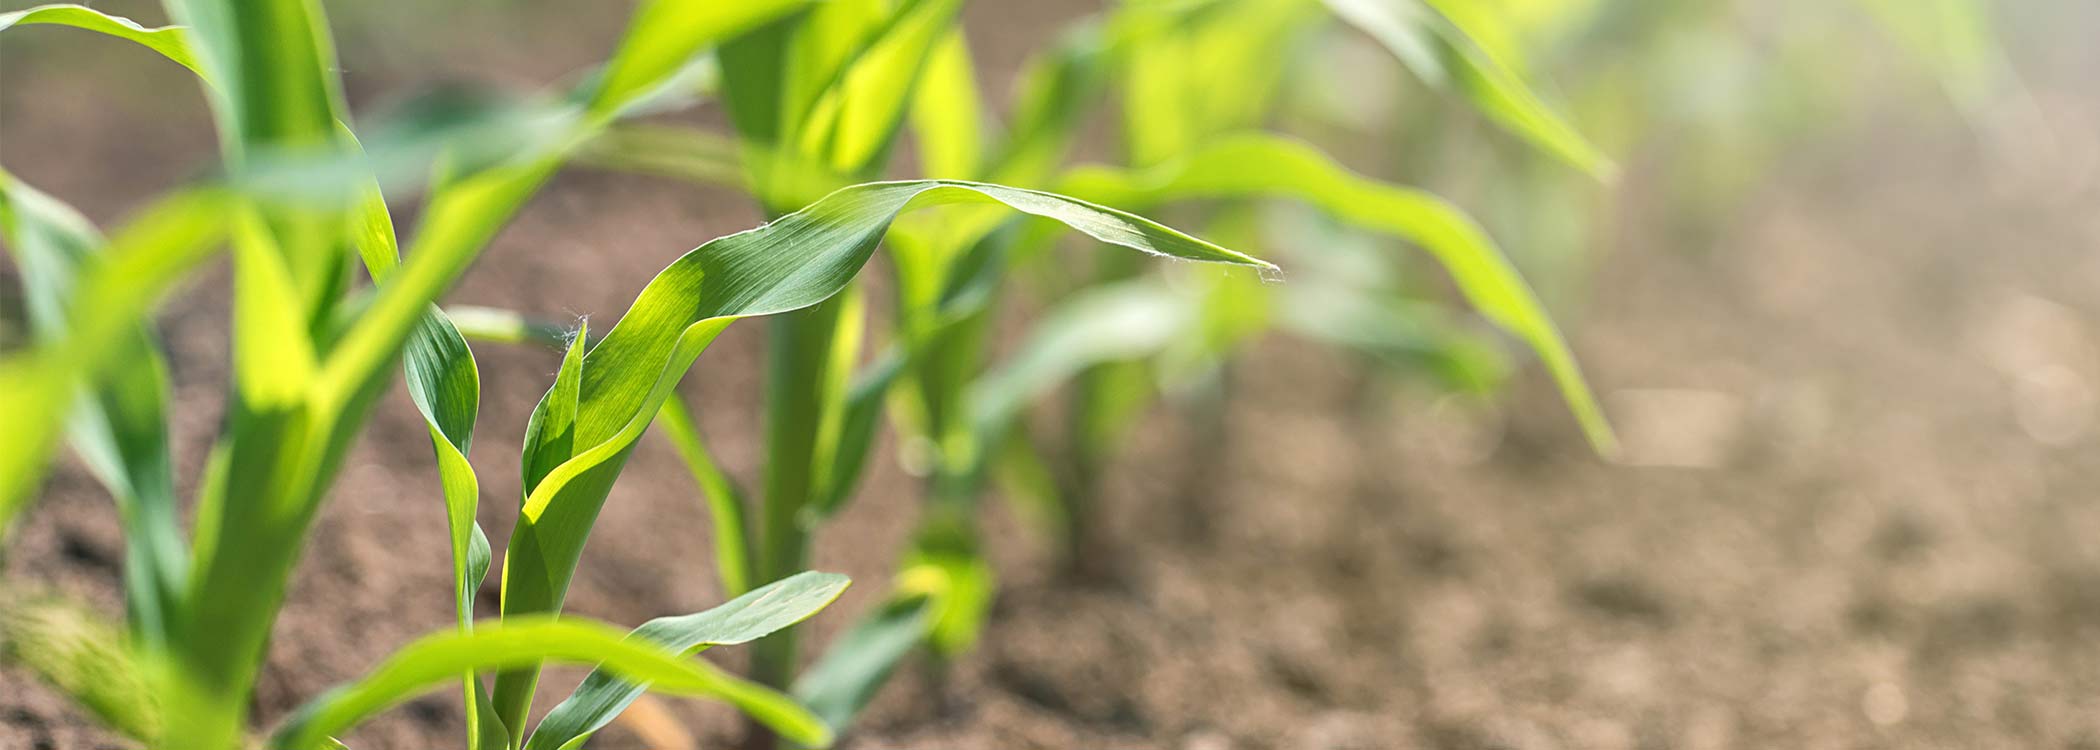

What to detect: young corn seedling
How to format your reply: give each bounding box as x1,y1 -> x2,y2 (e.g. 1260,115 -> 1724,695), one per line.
554,0 -> 1620,737
0,1 -> 858,747
0,1 -> 1275,748
974,0 -> 1622,581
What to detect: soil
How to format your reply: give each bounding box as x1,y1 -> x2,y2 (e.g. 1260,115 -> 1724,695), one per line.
6,1 -> 2100,749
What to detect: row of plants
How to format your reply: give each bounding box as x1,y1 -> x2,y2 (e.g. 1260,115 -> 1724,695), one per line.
20,0 -> 1982,746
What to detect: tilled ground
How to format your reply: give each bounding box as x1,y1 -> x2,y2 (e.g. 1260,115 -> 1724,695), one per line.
6,1 -> 2100,748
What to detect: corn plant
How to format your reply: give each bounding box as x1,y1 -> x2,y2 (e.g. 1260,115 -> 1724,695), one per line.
534,0 -> 1623,741
0,1 -> 1274,749
516,0 -> 1629,735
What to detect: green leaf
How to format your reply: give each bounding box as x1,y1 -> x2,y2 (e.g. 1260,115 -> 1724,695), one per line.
434,307 -> 757,603
523,572 -> 850,750
587,0 -> 815,119
0,174 -> 188,649
443,305 -> 578,347
0,188 -> 232,535
1057,133 -> 1615,454
522,321 -> 589,498
901,521 -> 993,657
1325,0 -> 1614,177
811,349 -> 908,519
1277,279 -> 1511,393
1111,0 -> 1322,166
490,179 -> 1271,716
167,0 -> 356,327
906,27 -> 985,182
791,594 -> 936,734
969,281 -> 1194,440
164,0 -> 346,156
492,319 -> 591,732
345,175 -> 506,747
268,617 -> 832,750
654,395 -> 754,598
0,4 -> 203,77
719,0 -> 962,210
577,123 -> 745,190
796,0 -> 962,175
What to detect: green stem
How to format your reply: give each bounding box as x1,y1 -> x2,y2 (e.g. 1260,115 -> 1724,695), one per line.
750,290 -> 857,718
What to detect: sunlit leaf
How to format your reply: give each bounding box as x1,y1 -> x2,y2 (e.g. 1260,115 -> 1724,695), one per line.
0,4 -> 202,76
269,617 -> 831,750
523,572 -> 850,750
490,179 -> 1271,718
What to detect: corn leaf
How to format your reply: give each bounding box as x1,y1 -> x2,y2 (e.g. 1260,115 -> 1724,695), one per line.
1057,133 -> 1615,454
1112,0 -> 1321,166
1325,0 -> 1613,177
719,0 -> 962,210
269,617 -> 831,750
345,172 -> 509,748
907,28 -> 986,184
0,174 -> 188,648
586,0 -> 814,119
490,179 -> 1271,716
1279,281 -> 1510,392
655,396 -> 755,597
791,594 -> 936,734
811,349 -> 908,519
163,0 -> 344,155
577,123 -> 745,190
796,0 -> 962,175
435,306 -> 757,602
523,572 -> 850,750
490,323 -> 592,731
967,280 -> 1192,441
0,189 -> 231,534
0,4 -> 202,77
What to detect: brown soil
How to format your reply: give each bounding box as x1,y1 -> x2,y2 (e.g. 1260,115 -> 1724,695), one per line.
7,1 -> 2100,749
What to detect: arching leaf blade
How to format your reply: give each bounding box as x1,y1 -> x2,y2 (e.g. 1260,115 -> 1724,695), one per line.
491,179 -> 1272,719
522,572 -> 849,750
1326,0 -> 1613,177
1057,134 -> 1615,454
269,617 -> 831,750
0,4 -> 204,77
